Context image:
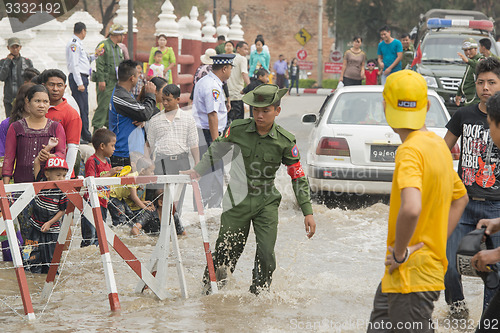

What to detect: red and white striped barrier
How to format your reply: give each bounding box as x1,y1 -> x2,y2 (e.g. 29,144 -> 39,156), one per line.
1,174 -> 217,318
0,182 -> 35,321
192,180 -> 218,294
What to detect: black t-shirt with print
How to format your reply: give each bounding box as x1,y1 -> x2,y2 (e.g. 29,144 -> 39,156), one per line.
446,103 -> 500,200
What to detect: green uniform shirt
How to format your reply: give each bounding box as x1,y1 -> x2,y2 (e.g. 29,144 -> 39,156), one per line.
95,38 -> 124,83
215,43 -> 226,55
458,53 -> 484,105
401,44 -> 414,69
194,118 -> 313,216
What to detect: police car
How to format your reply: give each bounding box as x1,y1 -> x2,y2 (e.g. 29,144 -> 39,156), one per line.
412,9 -> 499,114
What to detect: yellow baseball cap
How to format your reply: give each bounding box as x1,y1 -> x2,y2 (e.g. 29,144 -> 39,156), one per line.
383,70 -> 428,130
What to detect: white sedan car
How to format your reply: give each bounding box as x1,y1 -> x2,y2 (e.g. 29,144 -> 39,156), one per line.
302,85 -> 459,195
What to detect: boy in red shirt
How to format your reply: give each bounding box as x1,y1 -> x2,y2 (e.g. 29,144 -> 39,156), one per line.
81,129 -> 121,247
365,59 -> 380,85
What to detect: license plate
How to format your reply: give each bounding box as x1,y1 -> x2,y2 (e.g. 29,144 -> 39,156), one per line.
370,145 -> 398,162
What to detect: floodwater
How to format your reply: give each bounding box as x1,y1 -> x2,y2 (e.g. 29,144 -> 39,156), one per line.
0,174 -> 484,332
0,96 -> 484,331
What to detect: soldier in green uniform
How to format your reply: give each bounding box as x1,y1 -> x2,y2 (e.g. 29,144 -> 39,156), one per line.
183,84 -> 316,294
93,24 -> 125,131
400,33 -> 414,69
455,38 -> 485,107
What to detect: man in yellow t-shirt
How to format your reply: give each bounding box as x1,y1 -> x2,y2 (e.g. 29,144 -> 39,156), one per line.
367,70 -> 469,333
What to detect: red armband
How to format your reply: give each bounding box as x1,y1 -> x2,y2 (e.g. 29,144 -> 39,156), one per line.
287,162 -> 305,180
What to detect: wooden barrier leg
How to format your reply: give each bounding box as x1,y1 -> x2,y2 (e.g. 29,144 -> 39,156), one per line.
83,206 -> 169,300
0,183 -> 35,320
191,181 -> 218,294
86,177 -> 121,312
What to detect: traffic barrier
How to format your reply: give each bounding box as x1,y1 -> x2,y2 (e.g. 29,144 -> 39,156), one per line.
0,174 -> 218,320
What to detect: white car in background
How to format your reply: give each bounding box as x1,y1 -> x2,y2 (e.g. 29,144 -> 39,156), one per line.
302,85 -> 459,195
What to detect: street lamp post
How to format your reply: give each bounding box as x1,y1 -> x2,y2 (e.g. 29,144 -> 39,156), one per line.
127,0 -> 133,58
318,0 -> 323,87
213,0 -> 217,26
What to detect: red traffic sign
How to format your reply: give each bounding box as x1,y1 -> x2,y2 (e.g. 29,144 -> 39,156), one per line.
298,60 -> 313,70
324,62 -> 342,74
297,49 -> 308,61
330,50 -> 342,62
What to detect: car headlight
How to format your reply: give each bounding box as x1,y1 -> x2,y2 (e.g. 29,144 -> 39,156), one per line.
422,76 -> 438,88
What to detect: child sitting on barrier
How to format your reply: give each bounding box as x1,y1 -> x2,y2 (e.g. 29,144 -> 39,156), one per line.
81,129 -> 121,247
108,157 -> 155,227
25,156 -> 68,273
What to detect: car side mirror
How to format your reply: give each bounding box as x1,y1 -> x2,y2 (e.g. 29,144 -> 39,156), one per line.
302,114 -> 317,124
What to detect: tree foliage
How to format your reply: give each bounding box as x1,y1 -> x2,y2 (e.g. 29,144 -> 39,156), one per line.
98,0 -> 119,35
326,0 -> 500,47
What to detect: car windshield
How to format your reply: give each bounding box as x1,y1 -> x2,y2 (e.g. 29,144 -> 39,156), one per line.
422,35 -> 498,62
326,92 -> 448,127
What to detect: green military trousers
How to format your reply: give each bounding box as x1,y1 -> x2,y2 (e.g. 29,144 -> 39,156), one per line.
206,187 -> 282,293
92,81 -> 115,131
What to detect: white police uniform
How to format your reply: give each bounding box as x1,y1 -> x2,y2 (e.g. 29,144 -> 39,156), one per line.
192,71 -> 227,134
192,54 -> 235,136
192,54 -> 235,208
66,34 -> 95,86
66,34 -> 95,142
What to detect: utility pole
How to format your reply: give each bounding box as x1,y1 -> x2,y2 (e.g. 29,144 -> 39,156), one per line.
213,0 -> 217,26
318,0 -> 323,87
127,0 -> 133,59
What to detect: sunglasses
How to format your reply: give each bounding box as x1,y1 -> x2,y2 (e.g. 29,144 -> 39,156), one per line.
367,64 -> 376,67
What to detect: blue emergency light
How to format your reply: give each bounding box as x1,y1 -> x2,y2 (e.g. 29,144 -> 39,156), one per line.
427,18 -> 493,31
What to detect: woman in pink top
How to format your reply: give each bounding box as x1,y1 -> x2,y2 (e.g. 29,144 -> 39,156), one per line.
3,84 -> 66,184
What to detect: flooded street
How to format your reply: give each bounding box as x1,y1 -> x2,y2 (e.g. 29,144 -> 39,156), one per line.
0,95 -> 484,332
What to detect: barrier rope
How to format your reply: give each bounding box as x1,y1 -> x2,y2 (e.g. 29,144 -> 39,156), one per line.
0,175 -> 215,319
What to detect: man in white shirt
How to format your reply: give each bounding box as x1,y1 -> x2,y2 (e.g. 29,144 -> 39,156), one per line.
66,22 -> 98,144
192,54 -> 234,208
227,41 -> 250,123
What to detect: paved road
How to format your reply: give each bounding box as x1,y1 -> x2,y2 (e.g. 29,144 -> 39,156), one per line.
274,94 -> 328,157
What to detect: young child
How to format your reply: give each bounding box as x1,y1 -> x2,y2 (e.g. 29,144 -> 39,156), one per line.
147,50 -> 165,80
108,158 -> 155,227
242,68 -> 269,117
365,59 -> 380,85
131,63 -> 146,100
81,129 -> 121,247
25,156 -> 68,273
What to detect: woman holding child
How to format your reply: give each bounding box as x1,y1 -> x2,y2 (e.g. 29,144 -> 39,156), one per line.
148,34 -> 176,84
2,84 -> 66,244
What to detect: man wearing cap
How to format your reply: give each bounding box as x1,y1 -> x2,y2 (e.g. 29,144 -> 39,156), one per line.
92,24 -> 125,131
183,84 -> 316,294
192,53 -> 235,208
367,70 -> 468,332
0,37 -> 33,117
66,22 -> 101,144
455,38 -> 485,106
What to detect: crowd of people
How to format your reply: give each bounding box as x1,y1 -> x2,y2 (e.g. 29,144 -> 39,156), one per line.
4,17 -> 500,331
0,22 -> 317,300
